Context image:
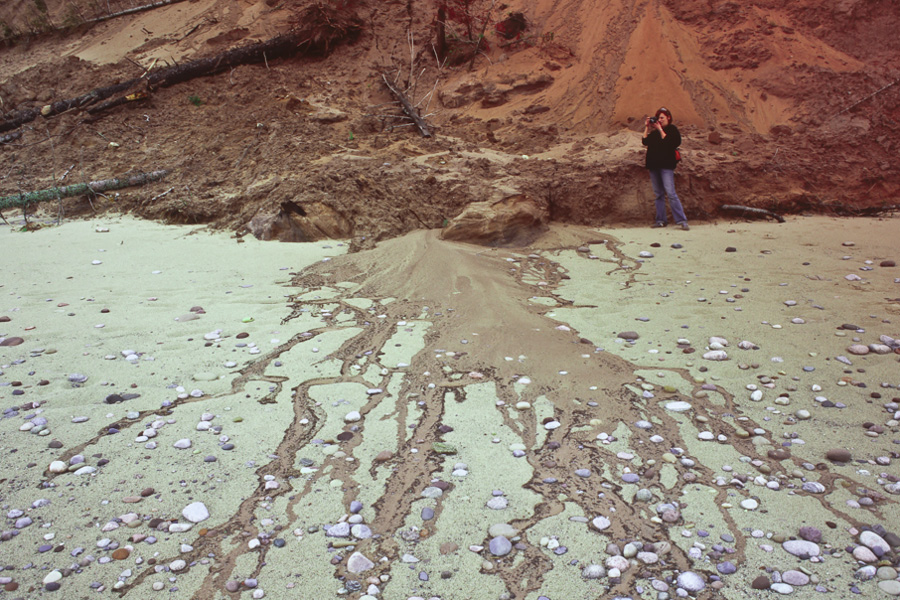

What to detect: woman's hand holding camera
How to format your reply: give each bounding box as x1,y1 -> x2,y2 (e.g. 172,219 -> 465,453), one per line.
643,116 -> 663,138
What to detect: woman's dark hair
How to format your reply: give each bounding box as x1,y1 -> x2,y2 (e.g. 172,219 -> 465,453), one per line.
655,107 -> 673,122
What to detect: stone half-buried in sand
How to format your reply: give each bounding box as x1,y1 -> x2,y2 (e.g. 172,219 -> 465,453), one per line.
441,194 -> 548,246
248,199 -> 352,243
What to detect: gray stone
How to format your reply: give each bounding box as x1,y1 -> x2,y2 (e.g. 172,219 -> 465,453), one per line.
801,481 -> 826,494
351,524 -> 372,539
326,522 -> 350,538
582,564 -> 606,579
860,530 -> 890,554
782,570 -> 809,586
879,580 -> 900,596
489,536 -> 512,557
783,539 -> 820,558
717,562 -> 737,574
676,571 -> 705,592
346,552 -> 374,574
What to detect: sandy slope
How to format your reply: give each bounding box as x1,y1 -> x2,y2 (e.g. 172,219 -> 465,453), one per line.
0,0 -> 898,242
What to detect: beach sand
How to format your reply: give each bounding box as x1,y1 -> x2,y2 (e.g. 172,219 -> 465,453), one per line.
1,215 -> 899,599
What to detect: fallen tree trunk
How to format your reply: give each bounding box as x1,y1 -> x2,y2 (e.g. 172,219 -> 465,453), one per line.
0,170 -> 170,210
0,20 -> 359,132
719,204 -> 785,223
381,74 -> 432,137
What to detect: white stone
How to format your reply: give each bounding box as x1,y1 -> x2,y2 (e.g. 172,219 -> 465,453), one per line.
676,571 -> 706,592
860,530 -> 890,554
347,552 -> 375,574
182,502 -> 210,523
43,570 -> 63,584
169,559 -> 187,571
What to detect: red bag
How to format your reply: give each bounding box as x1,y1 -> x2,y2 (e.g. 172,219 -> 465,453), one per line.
675,149 -> 682,162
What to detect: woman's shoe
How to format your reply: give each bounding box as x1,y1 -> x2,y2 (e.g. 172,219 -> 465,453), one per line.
678,221 -> 690,231
652,221 -> 667,228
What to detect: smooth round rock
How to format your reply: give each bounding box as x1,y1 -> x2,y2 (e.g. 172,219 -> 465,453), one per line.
676,571 -> 706,592
826,448 -> 851,462
879,580 -> 900,596
860,530 -> 890,554
782,570 -> 810,586
853,546 -> 877,562
783,539 -> 820,558
717,562 -> 737,575
182,502 -> 210,523
489,536 -> 512,557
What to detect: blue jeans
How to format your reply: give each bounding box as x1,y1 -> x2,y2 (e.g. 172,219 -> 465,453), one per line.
649,169 -> 687,224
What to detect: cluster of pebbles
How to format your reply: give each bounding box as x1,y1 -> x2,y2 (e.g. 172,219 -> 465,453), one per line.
2,226 -> 900,600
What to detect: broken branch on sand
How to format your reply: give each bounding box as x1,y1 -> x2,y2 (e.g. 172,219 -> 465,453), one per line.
720,204 -> 786,223
381,74 -> 433,137
0,170 -> 170,210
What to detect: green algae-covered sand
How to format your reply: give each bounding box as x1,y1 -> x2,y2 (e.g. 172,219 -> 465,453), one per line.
1,216 -> 898,599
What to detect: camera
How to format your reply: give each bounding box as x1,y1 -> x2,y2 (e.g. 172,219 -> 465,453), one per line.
648,116 -> 658,125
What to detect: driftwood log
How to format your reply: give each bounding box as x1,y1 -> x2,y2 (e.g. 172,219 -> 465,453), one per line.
381,74 -> 432,137
0,170 -> 170,210
720,204 -> 785,223
0,26 -> 350,133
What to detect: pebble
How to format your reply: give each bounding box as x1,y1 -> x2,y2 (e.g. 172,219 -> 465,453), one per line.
676,571 -> 705,592
860,530 -> 890,554
782,570 -> 810,586
879,581 -> 900,596
771,582 -> 794,594
783,539 -> 820,558
582,564 -> 606,579
717,561 -> 737,574
169,559 -> 187,571
489,536 -> 512,557
182,502 -> 210,523
826,448 -> 851,462
346,552 -> 374,574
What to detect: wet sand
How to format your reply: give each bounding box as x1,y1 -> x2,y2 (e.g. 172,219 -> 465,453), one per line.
1,215 -> 899,599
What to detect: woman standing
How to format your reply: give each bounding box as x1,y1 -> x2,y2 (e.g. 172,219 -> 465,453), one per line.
642,107 -> 688,230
